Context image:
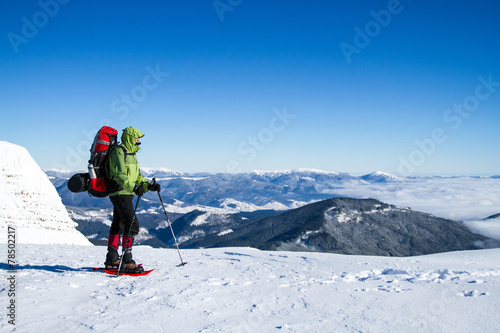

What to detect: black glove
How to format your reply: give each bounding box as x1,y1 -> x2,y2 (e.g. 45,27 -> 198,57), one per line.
133,184 -> 146,197
148,182 -> 161,192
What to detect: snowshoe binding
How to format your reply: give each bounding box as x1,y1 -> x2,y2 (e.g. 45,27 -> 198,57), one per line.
120,262 -> 145,274
120,253 -> 144,274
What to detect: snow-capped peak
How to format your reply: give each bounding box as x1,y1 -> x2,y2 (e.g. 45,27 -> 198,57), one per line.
140,167 -> 185,178
251,168 -> 339,178
360,171 -> 400,183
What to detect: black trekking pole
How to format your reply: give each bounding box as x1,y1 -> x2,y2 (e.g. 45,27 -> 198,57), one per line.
153,178 -> 187,267
116,185 -> 142,276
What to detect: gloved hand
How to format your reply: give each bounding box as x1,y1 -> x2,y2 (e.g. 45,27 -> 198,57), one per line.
133,184 -> 146,197
148,182 -> 161,192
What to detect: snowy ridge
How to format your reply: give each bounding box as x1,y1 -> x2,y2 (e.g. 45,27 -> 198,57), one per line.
44,169 -> 76,180
325,207 -> 363,224
6,244 -> 500,332
0,141 -> 91,246
140,167 -> 185,178
218,198 -> 292,212
251,168 -> 340,179
158,198 -> 296,215
325,204 -> 413,223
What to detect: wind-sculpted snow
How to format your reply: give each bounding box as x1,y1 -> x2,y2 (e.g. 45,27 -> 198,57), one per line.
0,142 -> 90,245
4,244 -> 500,332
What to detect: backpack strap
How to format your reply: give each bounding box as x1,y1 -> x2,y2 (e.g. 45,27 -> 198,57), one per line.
110,144 -> 135,157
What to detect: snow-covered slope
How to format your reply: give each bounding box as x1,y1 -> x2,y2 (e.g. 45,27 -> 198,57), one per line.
183,198 -> 493,256
0,142 -> 91,245
4,244 -> 500,332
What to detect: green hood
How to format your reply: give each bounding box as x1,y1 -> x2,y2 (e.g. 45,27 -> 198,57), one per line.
121,126 -> 144,153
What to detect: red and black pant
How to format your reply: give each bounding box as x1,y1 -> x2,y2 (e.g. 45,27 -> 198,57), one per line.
108,195 -> 139,252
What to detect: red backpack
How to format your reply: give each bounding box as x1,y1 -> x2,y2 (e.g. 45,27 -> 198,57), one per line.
88,126 -> 119,197
67,126 -> 129,197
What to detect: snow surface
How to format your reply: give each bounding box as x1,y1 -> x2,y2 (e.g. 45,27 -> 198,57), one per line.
3,244 -> 500,332
0,142 -> 90,246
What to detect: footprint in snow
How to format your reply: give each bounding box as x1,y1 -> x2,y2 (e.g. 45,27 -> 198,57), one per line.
461,290 -> 488,297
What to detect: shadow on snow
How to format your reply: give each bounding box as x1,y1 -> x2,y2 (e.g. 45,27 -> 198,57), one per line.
0,263 -> 94,273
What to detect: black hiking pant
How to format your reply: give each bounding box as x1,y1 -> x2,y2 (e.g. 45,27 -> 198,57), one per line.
109,195 -> 140,236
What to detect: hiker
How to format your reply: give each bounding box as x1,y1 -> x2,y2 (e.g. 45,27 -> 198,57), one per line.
104,126 -> 160,273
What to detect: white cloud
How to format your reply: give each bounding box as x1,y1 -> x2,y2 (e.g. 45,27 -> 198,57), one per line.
324,176 -> 500,221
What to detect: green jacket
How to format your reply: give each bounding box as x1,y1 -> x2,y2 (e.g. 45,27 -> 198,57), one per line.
108,127 -> 149,197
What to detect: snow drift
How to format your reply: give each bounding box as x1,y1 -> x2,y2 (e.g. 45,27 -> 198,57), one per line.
3,244 -> 500,332
0,141 -> 91,246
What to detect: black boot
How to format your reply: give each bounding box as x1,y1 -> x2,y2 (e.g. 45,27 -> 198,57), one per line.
104,247 -> 120,269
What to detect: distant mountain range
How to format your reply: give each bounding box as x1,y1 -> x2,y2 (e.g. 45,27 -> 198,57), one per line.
45,167 -> 500,256
47,168 -> 500,218
67,196 -> 494,257
45,168 -> 406,213
180,198 -> 493,256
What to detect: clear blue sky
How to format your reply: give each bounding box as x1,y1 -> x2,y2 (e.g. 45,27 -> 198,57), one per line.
1,0 -> 499,175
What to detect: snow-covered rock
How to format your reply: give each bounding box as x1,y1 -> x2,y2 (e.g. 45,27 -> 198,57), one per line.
0,141 -> 91,246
